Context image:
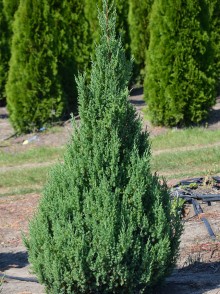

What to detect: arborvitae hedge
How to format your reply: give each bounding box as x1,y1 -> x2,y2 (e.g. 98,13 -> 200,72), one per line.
128,0 -> 153,80
0,0 -> 9,104
144,0 -> 216,126
3,0 -> 20,26
25,1 -> 182,293
0,0 -> 19,106
6,0 -> 89,133
211,0 -> 220,93
6,0 -> 64,133
51,1 -> 90,116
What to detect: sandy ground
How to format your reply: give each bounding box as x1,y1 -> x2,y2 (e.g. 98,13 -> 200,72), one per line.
0,90 -> 220,293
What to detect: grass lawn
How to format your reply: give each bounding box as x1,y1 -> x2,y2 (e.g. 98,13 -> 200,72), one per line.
0,127 -> 219,196
0,146 -> 64,167
151,128 -> 220,151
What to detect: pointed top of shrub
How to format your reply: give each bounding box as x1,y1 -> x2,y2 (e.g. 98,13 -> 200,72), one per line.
25,1 -> 182,293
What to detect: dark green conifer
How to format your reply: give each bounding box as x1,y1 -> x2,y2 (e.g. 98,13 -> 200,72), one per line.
6,0 -> 89,133
6,0 -> 64,133
128,0 -> 153,80
211,0 -> 220,93
0,0 -> 20,106
51,0 -> 90,114
144,0 -> 216,126
25,1 -> 182,293
3,0 -> 20,27
0,0 -> 10,104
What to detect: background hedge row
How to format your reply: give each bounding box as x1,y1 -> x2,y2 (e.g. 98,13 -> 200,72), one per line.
0,0 -> 219,132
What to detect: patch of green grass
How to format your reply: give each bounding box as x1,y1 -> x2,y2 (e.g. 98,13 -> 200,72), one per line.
151,128 -> 220,151
0,186 -> 43,197
0,146 -> 64,167
152,146 -> 220,178
44,125 -> 64,134
0,166 -> 51,192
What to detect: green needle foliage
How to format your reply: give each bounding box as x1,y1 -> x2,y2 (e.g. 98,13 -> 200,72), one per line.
144,0 -> 216,127
85,0 -> 130,58
25,1 -> 182,293
128,0 -> 153,81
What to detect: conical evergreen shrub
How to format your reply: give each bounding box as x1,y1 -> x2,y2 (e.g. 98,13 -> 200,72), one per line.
6,0 -> 89,133
128,0 -> 153,81
211,0 -> 220,93
25,1 -> 182,293
0,0 -> 9,104
6,0 -> 64,133
0,0 -> 19,106
51,0 -> 90,115
144,0 -> 216,126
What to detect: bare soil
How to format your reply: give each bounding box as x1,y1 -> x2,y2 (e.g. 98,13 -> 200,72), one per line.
0,90 -> 220,293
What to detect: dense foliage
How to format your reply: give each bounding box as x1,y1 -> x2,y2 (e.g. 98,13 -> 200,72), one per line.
144,0 -> 216,126
6,0 -> 89,133
0,0 -> 9,104
211,0 -> 220,93
0,0 -> 20,106
128,0 -> 153,80
85,0 -> 130,57
52,0 -> 90,115
3,0 -> 20,26
25,2 -> 182,293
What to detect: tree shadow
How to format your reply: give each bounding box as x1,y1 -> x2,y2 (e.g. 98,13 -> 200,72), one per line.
206,108 -> 220,126
130,87 -> 143,97
155,261 -> 220,294
129,87 -> 146,107
0,251 -> 29,271
0,113 -> 9,119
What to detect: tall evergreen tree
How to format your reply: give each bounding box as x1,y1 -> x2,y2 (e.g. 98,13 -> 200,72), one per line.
0,0 -> 10,104
3,0 -> 20,27
0,0 -> 20,106
211,0 -> 220,93
6,0 -> 89,133
6,0 -> 64,133
128,0 -> 153,80
144,0 -> 216,126
25,1 -> 182,293
50,0 -> 90,115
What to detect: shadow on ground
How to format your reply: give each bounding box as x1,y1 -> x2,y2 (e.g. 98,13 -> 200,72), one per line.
207,108 -> 220,126
156,261 -> 220,294
0,251 -> 28,271
0,113 -> 9,119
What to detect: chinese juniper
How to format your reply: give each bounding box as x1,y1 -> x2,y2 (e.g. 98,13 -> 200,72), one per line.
84,0 -> 130,58
144,0 -> 216,127
25,1 -> 182,293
